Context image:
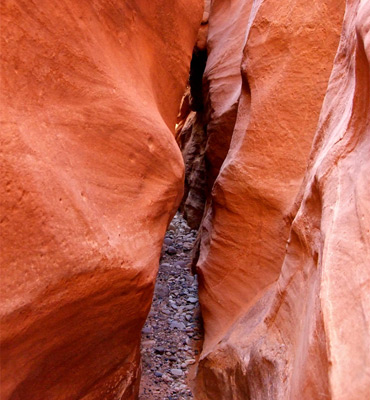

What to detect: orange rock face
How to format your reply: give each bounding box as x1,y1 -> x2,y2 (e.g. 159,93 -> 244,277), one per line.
202,0 -> 253,188
196,0 -> 345,350
0,1 -> 202,399
193,0 -> 370,398
177,0 -> 254,230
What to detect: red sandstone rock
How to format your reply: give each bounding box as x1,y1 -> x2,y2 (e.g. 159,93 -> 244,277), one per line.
196,0 -> 345,352
177,0 -> 254,229
194,0 -> 370,398
0,1 -> 202,399
203,0 -> 254,187
176,7 -> 210,229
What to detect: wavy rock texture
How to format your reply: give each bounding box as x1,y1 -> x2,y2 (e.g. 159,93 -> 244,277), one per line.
0,1 -> 202,399
202,0 -> 253,190
175,6 -> 209,230
196,0 -> 345,350
194,0 -> 370,398
177,0 -> 254,230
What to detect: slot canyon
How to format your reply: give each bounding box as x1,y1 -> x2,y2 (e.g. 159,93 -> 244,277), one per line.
0,0 -> 369,399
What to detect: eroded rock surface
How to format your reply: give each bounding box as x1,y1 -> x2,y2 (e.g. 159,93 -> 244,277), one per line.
192,0 -> 370,399
177,0 -> 254,230
196,0 -> 345,350
176,7 -> 209,230
0,1 -> 202,399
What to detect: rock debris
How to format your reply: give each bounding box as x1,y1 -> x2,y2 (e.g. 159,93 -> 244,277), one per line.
139,213 -> 203,400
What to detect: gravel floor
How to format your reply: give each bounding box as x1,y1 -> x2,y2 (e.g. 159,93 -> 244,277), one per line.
139,213 -> 203,400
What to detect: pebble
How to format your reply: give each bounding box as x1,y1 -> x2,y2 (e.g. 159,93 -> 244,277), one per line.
155,283 -> 169,299
168,223 -> 176,231
187,297 -> 198,304
175,261 -> 188,268
164,238 -> 173,245
170,321 -> 186,330
170,369 -> 184,377
183,243 -> 193,251
142,340 -> 156,348
140,212 -> 203,399
154,346 -> 165,354
166,246 -> 177,255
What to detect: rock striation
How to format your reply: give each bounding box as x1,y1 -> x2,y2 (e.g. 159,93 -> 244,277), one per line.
2,0 -> 369,398
190,0 -> 370,398
0,1 -> 202,399
195,0 -> 346,349
176,0 -> 254,230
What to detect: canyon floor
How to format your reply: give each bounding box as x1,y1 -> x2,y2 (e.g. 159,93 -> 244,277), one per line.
139,213 -> 203,400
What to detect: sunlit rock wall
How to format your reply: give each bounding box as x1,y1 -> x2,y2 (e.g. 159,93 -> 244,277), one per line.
0,1 -> 202,399
197,0 -> 345,351
193,0 -> 370,399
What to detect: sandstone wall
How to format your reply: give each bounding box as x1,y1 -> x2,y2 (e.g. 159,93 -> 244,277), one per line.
0,1 -> 202,399
193,0 -> 370,398
196,0 -> 345,350
176,0 -> 254,230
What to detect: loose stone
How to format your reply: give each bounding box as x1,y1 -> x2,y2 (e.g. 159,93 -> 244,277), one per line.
154,346 -> 165,354
139,212 -> 203,399
166,246 -> 177,255
187,297 -> 198,304
170,369 -> 184,377
170,321 -> 186,330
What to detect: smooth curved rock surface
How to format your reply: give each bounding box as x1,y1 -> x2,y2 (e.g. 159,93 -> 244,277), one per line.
196,0 -> 345,351
203,0 -> 253,188
0,1 -> 202,399
194,0 -> 370,398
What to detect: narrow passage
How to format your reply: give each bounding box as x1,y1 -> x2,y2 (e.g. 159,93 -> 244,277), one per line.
139,212 -> 203,399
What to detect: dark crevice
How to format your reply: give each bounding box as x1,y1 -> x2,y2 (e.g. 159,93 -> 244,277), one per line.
189,48 -> 208,112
